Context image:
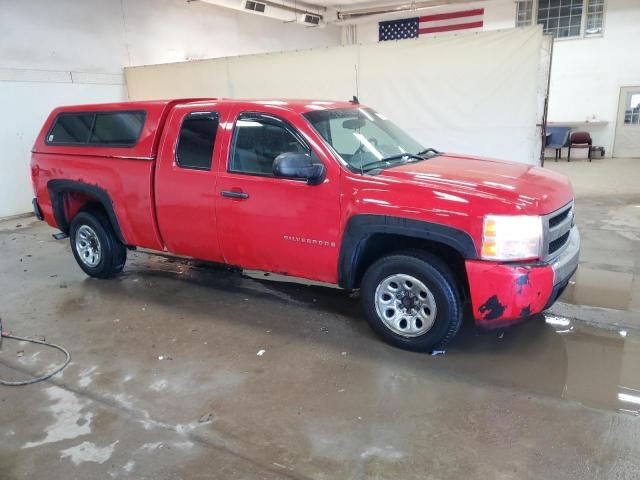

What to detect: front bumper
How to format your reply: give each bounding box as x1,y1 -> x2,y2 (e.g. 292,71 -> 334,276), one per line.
465,227 -> 580,329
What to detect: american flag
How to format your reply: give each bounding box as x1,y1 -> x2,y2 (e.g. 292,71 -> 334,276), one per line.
379,8 -> 484,41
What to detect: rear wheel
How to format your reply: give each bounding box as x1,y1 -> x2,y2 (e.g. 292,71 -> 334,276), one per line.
360,251 -> 462,352
70,210 -> 126,279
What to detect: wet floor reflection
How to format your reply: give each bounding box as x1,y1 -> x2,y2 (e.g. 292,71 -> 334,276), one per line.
126,252 -> 640,417
445,314 -> 640,416
560,265 -> 635,311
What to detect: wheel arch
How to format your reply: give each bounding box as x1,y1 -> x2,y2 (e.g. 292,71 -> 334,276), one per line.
338,214 -> 477,292
47,179 -> 126,245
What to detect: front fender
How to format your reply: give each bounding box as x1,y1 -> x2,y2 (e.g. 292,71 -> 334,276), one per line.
338,214 -> 477,289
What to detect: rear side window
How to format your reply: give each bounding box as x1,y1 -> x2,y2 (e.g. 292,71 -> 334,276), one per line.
175,112 -> 220,171
46,110 -> 145,147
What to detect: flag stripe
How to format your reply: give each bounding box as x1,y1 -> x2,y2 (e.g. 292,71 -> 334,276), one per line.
419,15 -> 483,29
419,8 -> 484,23
419,20 -> 483,34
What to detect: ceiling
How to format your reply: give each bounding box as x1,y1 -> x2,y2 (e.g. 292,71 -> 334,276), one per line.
197,0 -> 485,24
300,0 -> 394,7
284,0 -> 483,11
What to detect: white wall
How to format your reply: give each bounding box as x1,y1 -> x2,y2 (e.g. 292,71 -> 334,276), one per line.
547,0 -> 640,155
346,0 -> 640,158
0,0 -> 341,218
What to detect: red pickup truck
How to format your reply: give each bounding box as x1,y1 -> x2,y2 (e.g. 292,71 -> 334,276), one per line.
31,98 -> 579,352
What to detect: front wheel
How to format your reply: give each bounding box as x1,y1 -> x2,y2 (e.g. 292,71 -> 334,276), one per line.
70,210 -> 127,279
360,251 -> 462,352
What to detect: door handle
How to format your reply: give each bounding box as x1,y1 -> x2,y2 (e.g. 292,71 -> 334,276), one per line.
221,190 -> 249,199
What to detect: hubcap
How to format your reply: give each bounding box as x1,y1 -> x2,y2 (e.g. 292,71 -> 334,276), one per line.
75,225 -> 102,267
374,274 -> 437,337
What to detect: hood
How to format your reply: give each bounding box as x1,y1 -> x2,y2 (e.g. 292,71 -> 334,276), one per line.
375,153 -> 573,214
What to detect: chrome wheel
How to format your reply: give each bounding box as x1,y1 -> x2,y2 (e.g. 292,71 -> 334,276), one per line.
75,225 -> 102,267
374,274 -> 437,337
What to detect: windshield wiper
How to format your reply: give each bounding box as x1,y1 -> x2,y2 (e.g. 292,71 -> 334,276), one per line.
416,148 -> 440,156
380,153 -> 425,163
361,152 -> 430,172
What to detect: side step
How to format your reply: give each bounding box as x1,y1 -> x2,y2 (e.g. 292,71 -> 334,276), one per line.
52,232 -> 68,240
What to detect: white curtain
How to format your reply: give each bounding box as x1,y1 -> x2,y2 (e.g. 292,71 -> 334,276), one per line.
126,26 -> 546,164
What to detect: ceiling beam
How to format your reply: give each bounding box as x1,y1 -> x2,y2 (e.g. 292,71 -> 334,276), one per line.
335,0 -> 485,22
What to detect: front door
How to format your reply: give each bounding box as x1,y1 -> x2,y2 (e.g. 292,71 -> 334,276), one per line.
613,87 -> 640,158
215,110 -> 341,283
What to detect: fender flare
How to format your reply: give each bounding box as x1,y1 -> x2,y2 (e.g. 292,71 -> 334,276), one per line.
47,179 -> 126,244
338,214 -> 478,289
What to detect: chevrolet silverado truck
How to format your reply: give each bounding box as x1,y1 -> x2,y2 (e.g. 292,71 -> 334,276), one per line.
31,98 -> 580,352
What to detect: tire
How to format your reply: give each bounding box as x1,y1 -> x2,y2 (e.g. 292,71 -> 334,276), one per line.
360,250 -> 462,352
69,210 -> 127,279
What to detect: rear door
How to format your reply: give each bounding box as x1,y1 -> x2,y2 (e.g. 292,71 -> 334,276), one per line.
215,108 -> 342,283
155,102 -> 230,262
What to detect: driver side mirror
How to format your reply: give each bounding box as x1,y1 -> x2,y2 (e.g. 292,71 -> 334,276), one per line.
273,152 -> 326,185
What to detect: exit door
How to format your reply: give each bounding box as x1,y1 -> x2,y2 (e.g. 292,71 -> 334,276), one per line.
613,87 -> 640,158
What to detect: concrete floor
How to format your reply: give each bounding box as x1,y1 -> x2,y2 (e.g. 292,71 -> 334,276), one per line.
1,159 -> 640,479
546,157 -> 640,317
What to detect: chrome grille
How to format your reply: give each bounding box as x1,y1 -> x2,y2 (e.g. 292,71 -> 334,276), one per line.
542,201 -> 574,260
549,207 -> 572,228
549,230 -> 570,255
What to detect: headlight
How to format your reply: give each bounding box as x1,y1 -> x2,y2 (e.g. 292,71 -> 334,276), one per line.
481,215 -> 542,261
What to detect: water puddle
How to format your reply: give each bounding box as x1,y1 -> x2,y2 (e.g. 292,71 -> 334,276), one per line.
560,266 -> 634,311
445,314 -> 640,416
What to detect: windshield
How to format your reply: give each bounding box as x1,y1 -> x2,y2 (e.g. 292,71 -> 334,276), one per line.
303,107 -> 436,172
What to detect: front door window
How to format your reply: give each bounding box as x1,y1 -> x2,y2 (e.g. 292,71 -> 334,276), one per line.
229,114 -> 308,176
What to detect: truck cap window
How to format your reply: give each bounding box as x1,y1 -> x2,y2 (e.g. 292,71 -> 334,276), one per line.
47,112 -> 94,144
175,111 -> 220,171
89,112 -> 145,146
230,113 -> 308,177
46,110 -> 145,147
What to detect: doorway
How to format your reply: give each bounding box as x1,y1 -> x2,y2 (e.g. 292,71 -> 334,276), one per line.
613,86 -> 640,158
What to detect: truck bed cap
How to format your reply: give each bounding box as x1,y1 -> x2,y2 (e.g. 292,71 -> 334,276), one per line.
33,99 -> 214,159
